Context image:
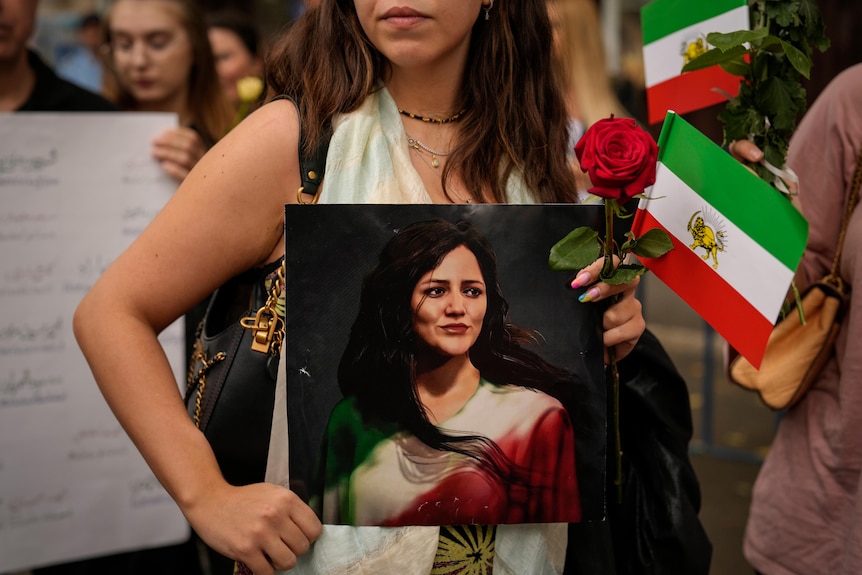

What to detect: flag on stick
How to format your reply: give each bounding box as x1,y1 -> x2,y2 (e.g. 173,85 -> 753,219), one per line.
641,0 -> 749,125
631,112 -> 808,368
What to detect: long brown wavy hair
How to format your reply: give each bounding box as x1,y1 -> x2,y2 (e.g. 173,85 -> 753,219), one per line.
101,0 -> 233,147
265,0 -> 578,204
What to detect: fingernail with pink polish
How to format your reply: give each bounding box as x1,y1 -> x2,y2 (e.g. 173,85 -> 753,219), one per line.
571,272 -> 591,289
578,287 -> 600,303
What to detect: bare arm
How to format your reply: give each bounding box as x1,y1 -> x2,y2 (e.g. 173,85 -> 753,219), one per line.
74,99 -> 321,574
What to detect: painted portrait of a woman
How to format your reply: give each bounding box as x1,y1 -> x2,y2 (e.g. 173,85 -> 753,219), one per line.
311,219 -> 583,526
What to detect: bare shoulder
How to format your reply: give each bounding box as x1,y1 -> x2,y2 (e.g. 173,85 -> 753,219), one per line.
128,99 -> 302,293
196,97 -> 301,198
174,97 -> 302,257
237,96 -> 301,151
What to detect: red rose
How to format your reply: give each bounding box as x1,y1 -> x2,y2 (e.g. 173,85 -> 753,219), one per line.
574,116 -> 658,201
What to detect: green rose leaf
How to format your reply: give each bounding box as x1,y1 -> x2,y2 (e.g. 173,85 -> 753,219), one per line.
797,0 -> 830,51
759,76 -> 803,130
766,1 -> 797,27
601,264 -> 647,285
631,228 -> 674,259
548,226 -> 601,271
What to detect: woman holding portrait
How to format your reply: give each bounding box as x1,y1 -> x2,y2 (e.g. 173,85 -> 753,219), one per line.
74,1 -> 646,572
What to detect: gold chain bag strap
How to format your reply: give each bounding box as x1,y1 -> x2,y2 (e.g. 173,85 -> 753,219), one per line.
183,95 -> 330,486
729,148 -> 862,410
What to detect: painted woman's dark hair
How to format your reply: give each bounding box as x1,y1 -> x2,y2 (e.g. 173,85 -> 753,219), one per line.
337,219 -> 580,478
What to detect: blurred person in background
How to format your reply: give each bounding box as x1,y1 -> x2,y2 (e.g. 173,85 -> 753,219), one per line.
0,0 -> 115,111
10,0 -> 224,574
102,0 -> 234,366
207,8 -> 265,115
56,11 -> 104,93
731,62 -> 862,575
102,0 -> 233,183
548,0 -> 627,146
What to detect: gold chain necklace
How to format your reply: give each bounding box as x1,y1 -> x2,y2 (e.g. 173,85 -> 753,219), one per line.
398,108 -> 464,125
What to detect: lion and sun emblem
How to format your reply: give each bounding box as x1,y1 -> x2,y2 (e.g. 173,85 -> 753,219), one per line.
687,208 -> 727,269
680,34 -> 709,66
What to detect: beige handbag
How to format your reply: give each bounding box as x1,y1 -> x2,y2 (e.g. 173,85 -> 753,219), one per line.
728,149 -> 862,410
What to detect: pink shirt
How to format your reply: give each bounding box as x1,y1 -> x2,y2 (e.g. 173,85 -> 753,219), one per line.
744,63 -> 862,574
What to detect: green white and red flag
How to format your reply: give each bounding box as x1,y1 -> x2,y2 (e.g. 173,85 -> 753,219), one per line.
641,0 -> 749,125
631,112 -> 809,368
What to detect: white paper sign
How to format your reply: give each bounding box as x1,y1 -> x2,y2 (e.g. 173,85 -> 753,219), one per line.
0,113 -> 189,571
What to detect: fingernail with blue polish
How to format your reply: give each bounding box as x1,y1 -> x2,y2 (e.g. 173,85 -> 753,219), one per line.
578,287 -> 600,303
571,272 -> 591,289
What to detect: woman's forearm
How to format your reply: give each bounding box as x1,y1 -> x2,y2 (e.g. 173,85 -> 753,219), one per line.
73,292 -> 226,512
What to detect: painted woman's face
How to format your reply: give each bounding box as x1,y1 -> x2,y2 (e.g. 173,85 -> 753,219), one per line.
108,0 -> 194,110
411,245 -> 487,358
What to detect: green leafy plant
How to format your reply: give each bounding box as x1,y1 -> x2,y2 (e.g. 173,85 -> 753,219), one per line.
682,0 -> 829,190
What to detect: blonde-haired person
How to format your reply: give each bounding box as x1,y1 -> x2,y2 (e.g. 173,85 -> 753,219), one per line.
102,0 -> 233,182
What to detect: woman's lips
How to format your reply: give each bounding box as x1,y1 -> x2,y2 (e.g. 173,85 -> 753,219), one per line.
381,7 -> 428,28
382,6 -> 427,19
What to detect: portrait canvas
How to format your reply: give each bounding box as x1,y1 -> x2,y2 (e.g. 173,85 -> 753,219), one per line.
284,204 -> 607,526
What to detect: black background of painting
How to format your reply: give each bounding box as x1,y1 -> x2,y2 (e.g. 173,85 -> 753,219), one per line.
284,203 -> 607,522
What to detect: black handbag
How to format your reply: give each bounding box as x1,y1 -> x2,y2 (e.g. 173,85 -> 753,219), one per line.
185,260 -> 285,486
184,95 -> 331,486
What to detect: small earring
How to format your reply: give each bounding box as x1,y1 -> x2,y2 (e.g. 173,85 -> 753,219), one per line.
484,0 -> 494,20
